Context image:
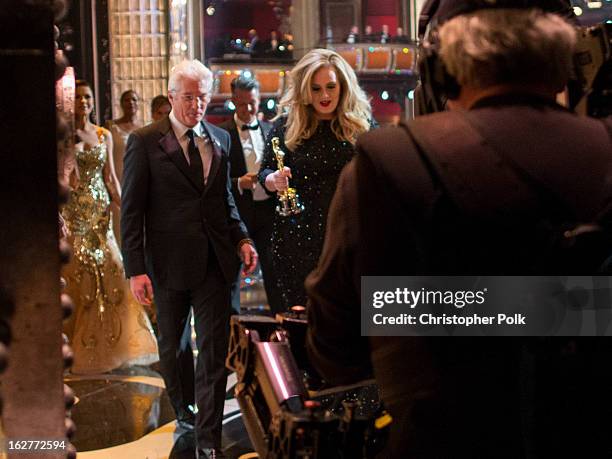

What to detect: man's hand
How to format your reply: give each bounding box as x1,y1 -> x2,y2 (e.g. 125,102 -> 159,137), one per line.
238,172 -> 258,191
265,167 -> 291,192
240,243 -> 258,274
130,274 -> 154,305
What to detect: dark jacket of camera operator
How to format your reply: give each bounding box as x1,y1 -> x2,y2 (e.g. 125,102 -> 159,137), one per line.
306,5 -> 612,459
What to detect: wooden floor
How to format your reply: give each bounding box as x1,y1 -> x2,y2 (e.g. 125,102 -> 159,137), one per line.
68,274 -> 268,459
68,370 -> 253,458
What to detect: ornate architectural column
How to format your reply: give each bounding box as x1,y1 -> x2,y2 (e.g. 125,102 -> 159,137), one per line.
0,3 -> 66,457
291,0 -> 320,59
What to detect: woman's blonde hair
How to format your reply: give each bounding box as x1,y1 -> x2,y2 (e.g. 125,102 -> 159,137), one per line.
277,48 -> 371,151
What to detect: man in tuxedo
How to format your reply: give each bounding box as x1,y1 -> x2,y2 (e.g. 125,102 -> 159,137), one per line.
345,25 -> 360,44
265,30 -> 280,58
391,26 -> 411,43
121,59 -> 257,459
246,28 -> 264,57
362,24 -> 376,42
219,75 -> 283,315
379,24 -> 390,44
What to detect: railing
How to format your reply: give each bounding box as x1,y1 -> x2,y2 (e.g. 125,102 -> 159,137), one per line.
332,43 -> 417,74
209,63 -> 295,100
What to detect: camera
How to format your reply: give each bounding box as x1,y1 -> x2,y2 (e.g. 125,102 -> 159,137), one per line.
226,313 -> 389,459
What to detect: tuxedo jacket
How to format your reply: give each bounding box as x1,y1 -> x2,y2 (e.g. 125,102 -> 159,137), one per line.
121,116 -> 249,290
218,118 -> 272,229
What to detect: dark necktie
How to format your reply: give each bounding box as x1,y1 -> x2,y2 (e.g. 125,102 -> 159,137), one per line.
241,123 -> 259,131
186,129 -> 204,187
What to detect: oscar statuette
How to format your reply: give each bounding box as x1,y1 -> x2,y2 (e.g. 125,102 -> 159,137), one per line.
271,137 -> 304,217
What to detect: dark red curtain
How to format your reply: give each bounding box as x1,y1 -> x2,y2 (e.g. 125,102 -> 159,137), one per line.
364,0 -> 398,32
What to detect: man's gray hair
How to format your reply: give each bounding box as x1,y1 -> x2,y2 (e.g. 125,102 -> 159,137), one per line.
168,59 -> 213,93
438,9 -> 576,92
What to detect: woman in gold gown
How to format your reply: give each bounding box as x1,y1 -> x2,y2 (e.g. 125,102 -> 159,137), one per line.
62,81 -> 158,374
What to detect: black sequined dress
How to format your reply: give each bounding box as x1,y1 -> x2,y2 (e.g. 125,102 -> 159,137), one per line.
259,118 -> 356,310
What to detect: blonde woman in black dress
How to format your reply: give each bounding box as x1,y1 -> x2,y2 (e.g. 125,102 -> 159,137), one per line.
259,48 -> 374,311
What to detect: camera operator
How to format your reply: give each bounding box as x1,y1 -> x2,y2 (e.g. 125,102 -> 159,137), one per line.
305,1 -> 612,458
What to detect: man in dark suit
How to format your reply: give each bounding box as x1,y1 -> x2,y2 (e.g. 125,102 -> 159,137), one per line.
121,59 -> 257,459
306,3 -> 612,458
219,75 -> 283,315
362,24 -> 376,43
345,25 -> 360,44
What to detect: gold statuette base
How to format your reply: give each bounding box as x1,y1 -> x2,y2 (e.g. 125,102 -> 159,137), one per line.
276,187 -> 304,217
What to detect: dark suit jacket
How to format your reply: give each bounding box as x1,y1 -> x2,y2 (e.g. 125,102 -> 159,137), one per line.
121,116 -> 249,290
218,118 -> 272,229
306,95 -> 612,457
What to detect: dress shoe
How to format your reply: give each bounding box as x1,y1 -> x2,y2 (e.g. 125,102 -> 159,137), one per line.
196,447 -> 226,459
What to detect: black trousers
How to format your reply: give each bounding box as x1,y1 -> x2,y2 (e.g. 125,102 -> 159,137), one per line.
153,249 -> 230,449
231,198 -> 284,315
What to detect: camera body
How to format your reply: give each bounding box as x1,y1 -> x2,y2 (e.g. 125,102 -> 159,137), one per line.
226,314 -> 388,459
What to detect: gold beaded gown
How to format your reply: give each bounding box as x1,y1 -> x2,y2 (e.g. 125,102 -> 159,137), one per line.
62,136 -> 158,374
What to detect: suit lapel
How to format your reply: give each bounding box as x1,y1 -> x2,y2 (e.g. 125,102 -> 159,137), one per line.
230,120 -> 248,176
158,119 -> 203,193
202,121 -> 223,195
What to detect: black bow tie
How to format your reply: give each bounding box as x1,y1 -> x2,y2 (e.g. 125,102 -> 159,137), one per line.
241,123 -> 259,131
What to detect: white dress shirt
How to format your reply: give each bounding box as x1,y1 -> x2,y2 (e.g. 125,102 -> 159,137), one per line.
234,113 -> 269,201
169,110 -> 213,185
